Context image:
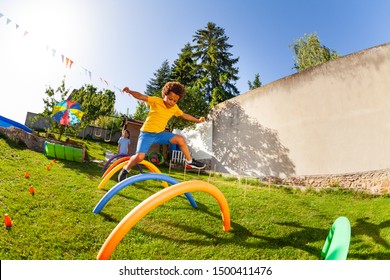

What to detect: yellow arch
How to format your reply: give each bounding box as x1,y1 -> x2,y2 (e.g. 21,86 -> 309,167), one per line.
97,160 -> 168,189
97,180 -> 230,260
102,156 -> 130,178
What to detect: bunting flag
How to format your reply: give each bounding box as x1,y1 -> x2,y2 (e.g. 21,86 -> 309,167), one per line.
65,57 -> 73,69
0,11 -> 124,94
100,77 -> 109,86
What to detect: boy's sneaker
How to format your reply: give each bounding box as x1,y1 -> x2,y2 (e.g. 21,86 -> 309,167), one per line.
118,169 -> 129,182
185,158 -> 206,169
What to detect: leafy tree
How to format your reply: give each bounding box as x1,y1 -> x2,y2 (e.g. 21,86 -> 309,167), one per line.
70,84 -> 115,130
132,101 -> 149,122
248,73 -> 262,90
192,22 -> 239,106
41,78 -> 69,118
290,33 -> 340,71
38,77 -> 71,139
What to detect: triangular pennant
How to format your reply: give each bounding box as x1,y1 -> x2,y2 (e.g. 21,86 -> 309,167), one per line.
61,54 -> 64,63
15,24 -> 19,29
69,59 -> 73,69
0,13 -> 4,18
23,30 -> 29,36
52,48 -> 56,57
88,71 -> 92,80
6,18 -> 11,24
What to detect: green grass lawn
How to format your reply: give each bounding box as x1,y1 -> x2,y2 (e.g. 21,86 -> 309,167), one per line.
0,135 -> 389,260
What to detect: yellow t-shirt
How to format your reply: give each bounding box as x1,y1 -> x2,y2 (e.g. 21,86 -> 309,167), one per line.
141,96 -> 183,133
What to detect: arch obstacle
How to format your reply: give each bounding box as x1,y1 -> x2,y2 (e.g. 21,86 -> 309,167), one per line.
97,180 -> 230,260
101,153 -> 128,172
321,216 -> 351,260
93,173 -> 197,212
102,156 -> 130,178
97,160 -> 169,189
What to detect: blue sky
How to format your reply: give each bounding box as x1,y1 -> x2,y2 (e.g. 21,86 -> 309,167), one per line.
1,0 -> 390,123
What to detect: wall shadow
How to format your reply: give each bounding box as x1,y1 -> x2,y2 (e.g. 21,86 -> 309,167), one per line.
211,101 -> 295,178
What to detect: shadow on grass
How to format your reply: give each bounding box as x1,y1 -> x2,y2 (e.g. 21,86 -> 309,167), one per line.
348,217 -> 390,259
98,212 -> 121,223
120,204 -> 390,260
352,218 -> 390,249
125,202 -> 325,258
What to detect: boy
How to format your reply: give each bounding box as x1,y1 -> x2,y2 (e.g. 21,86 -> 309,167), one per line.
118,81 -> 206,182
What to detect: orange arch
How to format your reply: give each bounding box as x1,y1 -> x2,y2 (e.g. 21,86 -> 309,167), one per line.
102,156 -> 130,178
97,180 -> 230,260
97,160 -> 168,189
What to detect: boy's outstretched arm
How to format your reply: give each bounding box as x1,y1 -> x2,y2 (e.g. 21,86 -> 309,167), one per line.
181,113 -> 206,123
123,87 -> 148,102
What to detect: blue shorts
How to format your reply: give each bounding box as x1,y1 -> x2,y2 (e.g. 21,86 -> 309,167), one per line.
136,131 -> 176,154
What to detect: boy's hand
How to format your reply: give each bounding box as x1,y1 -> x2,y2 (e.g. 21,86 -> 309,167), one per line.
122,87 -> 131,94
198,117 -> 206,123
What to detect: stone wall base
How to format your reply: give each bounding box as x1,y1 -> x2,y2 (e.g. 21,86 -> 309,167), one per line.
0,126 -> 46,152
265,169 -> 390,195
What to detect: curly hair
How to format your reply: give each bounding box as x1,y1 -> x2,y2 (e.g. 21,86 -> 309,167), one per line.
161,81 -> 186,101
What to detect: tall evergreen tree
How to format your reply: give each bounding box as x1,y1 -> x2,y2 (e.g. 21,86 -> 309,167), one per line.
192,22 -> 239,106
171,43 -> 198,86
248,73 -> 262,90
133,60 -> 172,122
169,43 -> 209,130
145,60 -> 172,97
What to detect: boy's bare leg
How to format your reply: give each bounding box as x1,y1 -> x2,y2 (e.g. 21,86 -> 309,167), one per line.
124,152 -> 146,171
170,135 -> 205,169
170,135 -> 191,161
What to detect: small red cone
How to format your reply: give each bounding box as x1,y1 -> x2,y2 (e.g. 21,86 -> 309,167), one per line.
53,159 -> 57,163
24,172 -> 30,178
46,166 -> 50,171
4,214 -> 12,227
29,186 -> 35,196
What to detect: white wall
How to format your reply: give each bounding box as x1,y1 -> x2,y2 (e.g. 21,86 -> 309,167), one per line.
173,121 -> 213,160
181,43 -> 390,178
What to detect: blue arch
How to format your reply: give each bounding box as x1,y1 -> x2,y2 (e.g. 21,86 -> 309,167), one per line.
93,173 -> 197,213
